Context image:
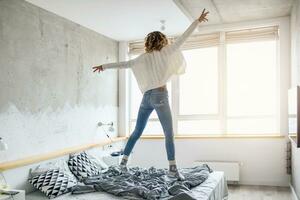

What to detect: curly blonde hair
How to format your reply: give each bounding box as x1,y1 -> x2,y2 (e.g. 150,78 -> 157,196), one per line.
145,31 -> 168,53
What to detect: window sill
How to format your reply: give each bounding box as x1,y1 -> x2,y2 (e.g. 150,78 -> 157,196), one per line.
138,134 -> 285,139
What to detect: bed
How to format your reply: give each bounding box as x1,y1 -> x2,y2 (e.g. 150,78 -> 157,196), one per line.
26,171 -> 228,200
1,139 -> 228,200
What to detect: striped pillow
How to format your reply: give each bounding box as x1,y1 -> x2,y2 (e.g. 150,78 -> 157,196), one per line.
28,168 -> 77,199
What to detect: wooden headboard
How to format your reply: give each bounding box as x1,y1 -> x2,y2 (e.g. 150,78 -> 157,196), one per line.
0,137 -> 127,171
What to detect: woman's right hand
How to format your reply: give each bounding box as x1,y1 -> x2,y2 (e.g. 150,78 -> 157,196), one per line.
198,9 -> 209,23
92,65 -> 104,73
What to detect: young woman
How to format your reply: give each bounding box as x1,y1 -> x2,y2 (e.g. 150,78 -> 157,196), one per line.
93,9 -> 209,180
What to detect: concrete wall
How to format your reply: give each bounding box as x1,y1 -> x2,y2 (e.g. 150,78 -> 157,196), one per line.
291,0 -> 300,198
0,0 -> 119,164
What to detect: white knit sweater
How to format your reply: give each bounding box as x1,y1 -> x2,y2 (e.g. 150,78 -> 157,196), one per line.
102,20 -> 200,93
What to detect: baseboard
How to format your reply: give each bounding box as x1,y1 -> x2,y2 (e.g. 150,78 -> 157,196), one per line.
238,180 -> 289,187
290,183 -> 300,200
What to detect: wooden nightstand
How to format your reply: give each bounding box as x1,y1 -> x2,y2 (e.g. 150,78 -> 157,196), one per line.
0,190 -> 25,200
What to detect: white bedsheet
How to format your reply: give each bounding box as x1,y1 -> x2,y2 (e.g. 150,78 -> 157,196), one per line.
192,171 -> 228,200
26,171 -> 228,200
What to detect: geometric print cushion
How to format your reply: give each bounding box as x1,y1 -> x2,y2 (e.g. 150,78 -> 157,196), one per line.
28,168 -> 77,199
68,152 -> 100,182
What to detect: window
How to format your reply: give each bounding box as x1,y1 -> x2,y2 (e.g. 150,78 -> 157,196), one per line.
128,26 -> 279,135
226,40 -> 277,134
178,120 -> 221,134
227,41 -> 277,117
179,47 -> 218,115
177,47 -> 220,134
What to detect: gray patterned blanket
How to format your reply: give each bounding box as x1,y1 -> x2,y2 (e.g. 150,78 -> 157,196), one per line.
72,164 -> 212,200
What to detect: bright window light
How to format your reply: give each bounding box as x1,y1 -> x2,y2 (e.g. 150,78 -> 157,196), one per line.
179,47 -> 218,115
130,121 -> 164,135
227,118 -> 277,134
178,120 -> 220,134
227,40 -> 277,117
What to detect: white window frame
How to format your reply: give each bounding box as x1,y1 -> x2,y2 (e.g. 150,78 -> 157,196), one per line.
119,17 -> 290,137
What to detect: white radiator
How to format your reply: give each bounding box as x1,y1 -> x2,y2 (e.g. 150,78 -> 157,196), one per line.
194,161 -> 240,182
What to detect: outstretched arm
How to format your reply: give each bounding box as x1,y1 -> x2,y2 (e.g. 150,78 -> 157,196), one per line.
171,8 -> 209,49
102,60 -> 133,69
93,57 -> 138,73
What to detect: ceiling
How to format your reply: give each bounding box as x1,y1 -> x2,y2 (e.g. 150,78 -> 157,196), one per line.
175,0 -> 293,24
26,0 -> 293,41
26,0 -> 190,41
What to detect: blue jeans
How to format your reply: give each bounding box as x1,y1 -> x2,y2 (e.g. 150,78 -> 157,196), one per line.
123,87 -> 175,161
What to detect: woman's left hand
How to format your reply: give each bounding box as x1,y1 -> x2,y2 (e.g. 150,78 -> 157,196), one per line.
92,65 -> 104,73
198,8 -> 209,23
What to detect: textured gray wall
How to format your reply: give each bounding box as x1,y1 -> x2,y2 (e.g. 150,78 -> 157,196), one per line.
0,0 -> 119,163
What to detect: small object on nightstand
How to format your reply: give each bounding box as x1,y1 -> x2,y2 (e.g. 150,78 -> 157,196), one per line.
111,150 -> 123,157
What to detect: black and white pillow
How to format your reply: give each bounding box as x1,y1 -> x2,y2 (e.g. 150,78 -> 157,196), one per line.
68,152 -> 101,181
28,168 -> 77,199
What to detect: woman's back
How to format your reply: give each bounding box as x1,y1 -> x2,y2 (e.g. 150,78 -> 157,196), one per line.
101,19 -> 202,93
131,46 -> 186,93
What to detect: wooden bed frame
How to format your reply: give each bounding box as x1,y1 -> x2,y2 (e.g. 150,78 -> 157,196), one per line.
0,137 -> 127,172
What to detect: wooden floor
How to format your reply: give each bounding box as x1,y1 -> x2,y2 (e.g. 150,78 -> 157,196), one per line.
228,185 -> 292,200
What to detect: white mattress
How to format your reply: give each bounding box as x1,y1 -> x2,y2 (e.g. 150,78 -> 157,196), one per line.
26,171 -> 228,200
192,171 -> 228,200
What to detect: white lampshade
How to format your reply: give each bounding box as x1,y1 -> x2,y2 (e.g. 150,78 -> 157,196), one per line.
0,138 -> 8,151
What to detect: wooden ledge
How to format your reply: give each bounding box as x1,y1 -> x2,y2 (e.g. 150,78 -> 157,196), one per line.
0,137 -> 127,172
140,134 -> 285,139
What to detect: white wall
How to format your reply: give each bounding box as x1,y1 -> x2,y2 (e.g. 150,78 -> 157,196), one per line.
131,138 -> 289,186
